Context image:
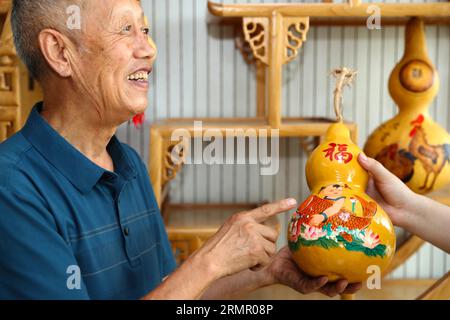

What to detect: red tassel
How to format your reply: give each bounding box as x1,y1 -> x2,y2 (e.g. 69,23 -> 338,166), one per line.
132,113 -> 145,128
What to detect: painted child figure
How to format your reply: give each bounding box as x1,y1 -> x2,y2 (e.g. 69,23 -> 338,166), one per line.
289,183 -> 377,243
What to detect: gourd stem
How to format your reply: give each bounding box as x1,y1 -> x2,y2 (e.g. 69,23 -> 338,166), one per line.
331,68 -> 357,123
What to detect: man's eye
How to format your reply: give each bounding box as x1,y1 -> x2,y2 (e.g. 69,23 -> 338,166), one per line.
122,25 -> 132,33
142,27 -> 150,35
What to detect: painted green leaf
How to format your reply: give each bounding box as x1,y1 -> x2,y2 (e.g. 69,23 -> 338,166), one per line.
290,231 -> 387,258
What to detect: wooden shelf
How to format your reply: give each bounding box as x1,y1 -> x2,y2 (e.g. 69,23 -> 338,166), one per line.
212,16 -> 450,27
239,279 -> 442,300
209,1 -> 450,21
151,117 -> 357,139
204,1 -> 450,133
150,117 -> 358,206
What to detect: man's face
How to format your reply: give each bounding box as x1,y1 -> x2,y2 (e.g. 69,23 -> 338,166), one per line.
70,0 -> 155,125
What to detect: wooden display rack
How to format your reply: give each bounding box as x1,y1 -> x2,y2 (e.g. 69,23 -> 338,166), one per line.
150,118 -> 358,206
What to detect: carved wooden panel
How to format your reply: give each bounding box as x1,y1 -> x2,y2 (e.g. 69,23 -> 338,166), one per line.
283,17 -> 310,64
0,65 -> 19,105
235,29 -> 256,65
242,17 -> 269,65
162,139 -> 188,188
0,68 -> 10,90
242,16 -> 309,66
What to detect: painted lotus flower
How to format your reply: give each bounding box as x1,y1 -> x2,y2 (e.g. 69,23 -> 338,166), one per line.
338,211 -> 351,222
289,221 -> 300,242
361,230 -> 381,249
300,224 -> 327,241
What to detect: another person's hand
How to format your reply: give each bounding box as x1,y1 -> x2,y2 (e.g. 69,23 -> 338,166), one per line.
358,153 -> 419,228
196,199 -> 297,279
264,247 -> 362,297
358,153 -> 450,254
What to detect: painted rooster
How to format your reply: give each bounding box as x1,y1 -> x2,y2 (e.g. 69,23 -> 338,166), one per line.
409,115 -> 450,191
375,143 -> 416,183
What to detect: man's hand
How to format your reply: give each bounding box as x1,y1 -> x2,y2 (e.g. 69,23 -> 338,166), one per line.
196,199 -> 297,280
264,247 -> 362,297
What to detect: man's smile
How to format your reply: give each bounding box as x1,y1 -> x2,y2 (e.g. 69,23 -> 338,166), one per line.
127,67 -> 152,90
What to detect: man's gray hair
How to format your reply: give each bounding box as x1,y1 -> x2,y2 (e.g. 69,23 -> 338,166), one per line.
11,0 -> 82,80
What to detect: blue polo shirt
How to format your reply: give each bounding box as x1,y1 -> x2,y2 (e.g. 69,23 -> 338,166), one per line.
0,103 -> 176,300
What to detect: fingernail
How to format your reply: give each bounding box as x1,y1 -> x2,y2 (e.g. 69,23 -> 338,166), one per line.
320,277 -> 329,284
359,153 -> 368,163
286,198 -> 297,207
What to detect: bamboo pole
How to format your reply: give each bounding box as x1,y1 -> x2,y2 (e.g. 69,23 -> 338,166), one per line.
256,61 -> 266,118
268,12 -> 283,128
208,2 -> 450,19
149,129 -> 163,207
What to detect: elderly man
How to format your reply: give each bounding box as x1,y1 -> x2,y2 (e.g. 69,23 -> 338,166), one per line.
0,0 -> 360,299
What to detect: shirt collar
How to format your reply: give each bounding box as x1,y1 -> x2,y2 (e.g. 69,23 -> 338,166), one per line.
21,102 -> 137,194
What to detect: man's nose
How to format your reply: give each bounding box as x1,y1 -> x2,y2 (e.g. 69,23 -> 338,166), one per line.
134,34 -> 157,61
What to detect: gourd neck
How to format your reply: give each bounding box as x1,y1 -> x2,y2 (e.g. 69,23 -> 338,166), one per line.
398,105 -> 430,119
403,18 -> 428,60
326,122 -> 351,142
397,104 -> 430,115
389,17 -> 439,115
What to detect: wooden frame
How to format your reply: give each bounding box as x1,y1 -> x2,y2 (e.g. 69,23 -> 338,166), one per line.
0,6 -> 20,142
208,2 -> 450,19
0,2 -> 42,142
417,272 -> 450,300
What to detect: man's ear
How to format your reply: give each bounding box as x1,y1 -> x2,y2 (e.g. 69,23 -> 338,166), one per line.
38,29 -> 73,78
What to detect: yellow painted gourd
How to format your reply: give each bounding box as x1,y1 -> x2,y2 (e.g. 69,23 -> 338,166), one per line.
288,69 -> 396,284
364,18 -> 450,194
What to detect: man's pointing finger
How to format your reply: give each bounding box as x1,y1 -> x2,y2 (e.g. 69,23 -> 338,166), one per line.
248,198 -> 297,223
